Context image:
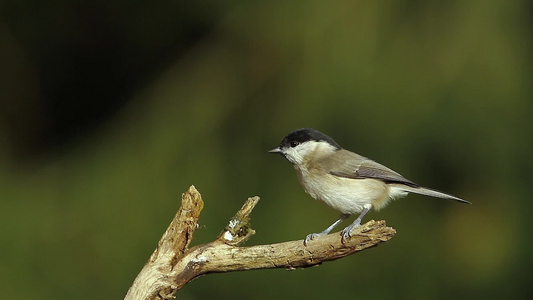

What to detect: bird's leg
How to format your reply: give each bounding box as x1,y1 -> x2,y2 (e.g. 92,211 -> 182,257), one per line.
304,214 -> 350,245
341,203 -> 372,242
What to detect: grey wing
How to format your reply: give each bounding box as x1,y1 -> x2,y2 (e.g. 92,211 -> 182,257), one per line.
323,150 -> 419,188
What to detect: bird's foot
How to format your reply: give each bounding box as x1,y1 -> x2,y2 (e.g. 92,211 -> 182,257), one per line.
341,220 -> 361,243
304,232 -> 326,246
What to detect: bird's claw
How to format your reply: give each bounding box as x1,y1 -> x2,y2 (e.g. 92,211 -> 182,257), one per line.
340,221 -> 361,243
304,232 -> 323,246
341,228 -> 352,243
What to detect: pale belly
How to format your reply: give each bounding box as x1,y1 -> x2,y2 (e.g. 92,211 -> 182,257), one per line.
298,171 -> 392,214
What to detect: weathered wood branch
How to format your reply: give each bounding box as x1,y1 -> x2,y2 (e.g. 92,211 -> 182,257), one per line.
125,186 -> 396,300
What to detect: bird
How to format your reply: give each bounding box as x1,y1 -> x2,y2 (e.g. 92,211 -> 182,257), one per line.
269,128 -> 470,245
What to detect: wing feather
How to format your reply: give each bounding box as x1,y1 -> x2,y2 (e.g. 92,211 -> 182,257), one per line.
320,150 -> 419,188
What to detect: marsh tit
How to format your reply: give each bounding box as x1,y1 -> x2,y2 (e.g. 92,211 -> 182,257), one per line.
269,128 -> 470,245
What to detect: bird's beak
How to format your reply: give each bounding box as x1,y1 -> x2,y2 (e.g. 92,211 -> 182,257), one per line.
268,147 -> 282,154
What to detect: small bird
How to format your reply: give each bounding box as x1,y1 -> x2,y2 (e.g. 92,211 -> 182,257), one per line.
269,128 -> 470,245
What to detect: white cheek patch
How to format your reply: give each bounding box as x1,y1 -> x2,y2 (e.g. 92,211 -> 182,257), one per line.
283,141 -> 321,165
284,147 -> 303,164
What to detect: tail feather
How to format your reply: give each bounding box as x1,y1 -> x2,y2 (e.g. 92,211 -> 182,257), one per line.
395,185 -> 471,204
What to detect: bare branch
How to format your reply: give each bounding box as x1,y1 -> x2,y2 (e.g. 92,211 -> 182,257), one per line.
125,186 -> 396,300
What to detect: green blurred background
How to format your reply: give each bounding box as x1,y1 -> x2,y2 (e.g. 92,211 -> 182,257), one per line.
1,0 -> 531,299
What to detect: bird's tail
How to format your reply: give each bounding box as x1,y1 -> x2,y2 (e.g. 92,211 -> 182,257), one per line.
395,185 -> 471,204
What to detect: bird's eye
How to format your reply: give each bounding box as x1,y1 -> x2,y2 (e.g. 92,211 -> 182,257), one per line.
290,141 -> 300,147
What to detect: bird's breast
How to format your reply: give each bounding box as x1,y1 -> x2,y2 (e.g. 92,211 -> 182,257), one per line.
295,165 -> 391,214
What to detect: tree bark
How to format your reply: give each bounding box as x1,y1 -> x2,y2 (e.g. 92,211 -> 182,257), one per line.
125,186 -> 396,300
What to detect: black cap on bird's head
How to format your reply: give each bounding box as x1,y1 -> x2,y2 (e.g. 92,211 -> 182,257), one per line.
269,128 -> 341,154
